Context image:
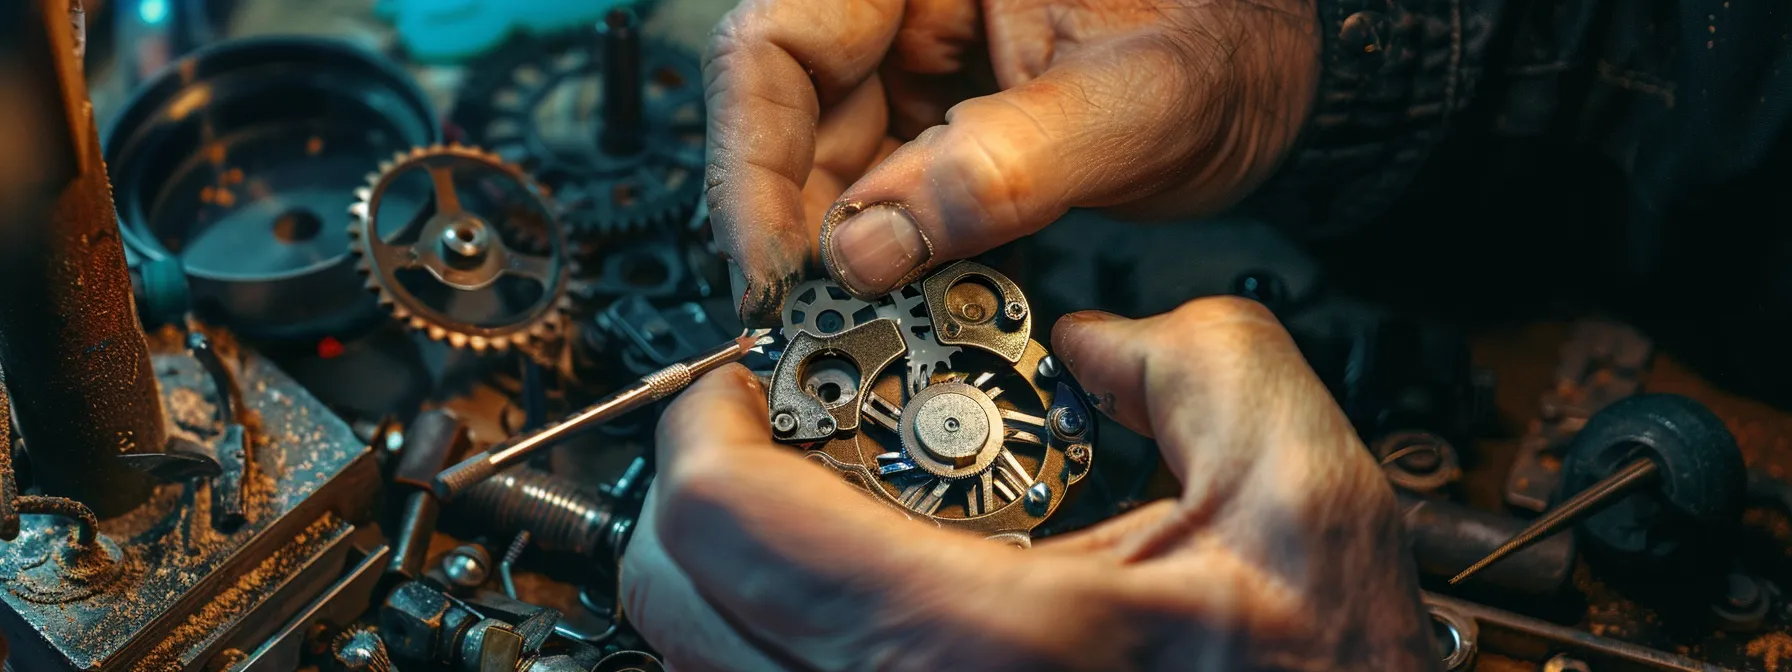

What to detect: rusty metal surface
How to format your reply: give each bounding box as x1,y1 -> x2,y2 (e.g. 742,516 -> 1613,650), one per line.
0,340 -> 375,671
1470,323 -> 1792,671
0,0 -> 163,517
1502,320 -> 1653,512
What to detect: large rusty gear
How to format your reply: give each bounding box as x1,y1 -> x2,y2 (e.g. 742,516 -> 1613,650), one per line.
347,144 -> 573,355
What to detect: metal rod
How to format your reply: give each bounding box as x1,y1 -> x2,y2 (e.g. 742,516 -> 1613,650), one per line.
1422,593 -> 1723,671
1451,458 -> 1658,585
599,8 -> 646,156
433,331 -> 768,500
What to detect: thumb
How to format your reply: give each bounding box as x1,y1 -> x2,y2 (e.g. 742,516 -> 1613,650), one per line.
821,34 -> 1236,297
1052,298 -> 1355,488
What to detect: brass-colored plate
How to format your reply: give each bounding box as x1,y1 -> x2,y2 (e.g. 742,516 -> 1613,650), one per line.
921,261 -> 1031,363
767,319 -> 906,443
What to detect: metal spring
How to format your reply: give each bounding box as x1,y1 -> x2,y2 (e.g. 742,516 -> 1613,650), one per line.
455,467 -> 616,558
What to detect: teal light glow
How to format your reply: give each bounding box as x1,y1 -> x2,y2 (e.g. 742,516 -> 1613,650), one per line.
139,0 -> 169,25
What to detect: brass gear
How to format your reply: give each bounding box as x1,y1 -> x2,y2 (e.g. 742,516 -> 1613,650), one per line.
347,144 -> 573,354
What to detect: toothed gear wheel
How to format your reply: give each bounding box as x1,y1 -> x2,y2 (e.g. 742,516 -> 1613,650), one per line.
780,280 -> 882,342
781,280 -> 961,395
450,26 -> 705,240
878,284 -> 961,395
347,144 -> 572,354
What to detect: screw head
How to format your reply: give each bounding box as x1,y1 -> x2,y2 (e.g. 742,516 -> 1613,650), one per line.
771,411 -> 798,434
1004,301 -> 1026,320
1050,407 -> 1087,439
1024,482 -> 1052,516
943,322 -> 961,338
1726,573 -> 1762,610
442,545 -> 490,588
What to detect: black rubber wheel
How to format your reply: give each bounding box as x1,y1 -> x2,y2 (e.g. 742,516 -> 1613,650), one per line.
1557,393 -> 1745,563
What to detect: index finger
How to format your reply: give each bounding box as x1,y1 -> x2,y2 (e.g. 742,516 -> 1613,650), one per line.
704,0 -> 905,326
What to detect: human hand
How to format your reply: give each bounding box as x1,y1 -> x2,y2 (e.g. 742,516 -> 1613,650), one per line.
705,0 -> 1322,326
620,297 -> 1437,671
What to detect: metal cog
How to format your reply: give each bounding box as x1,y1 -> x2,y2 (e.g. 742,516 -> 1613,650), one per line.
780,280 -> 961,396
878,284 -> 961,395
346,144 -> 573,355
450,26 -> 705,242
779,279 -> 882,342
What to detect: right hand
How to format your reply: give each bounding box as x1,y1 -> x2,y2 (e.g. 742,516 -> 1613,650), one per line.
622,297 -> 1438,670
704,0 -> 1323,325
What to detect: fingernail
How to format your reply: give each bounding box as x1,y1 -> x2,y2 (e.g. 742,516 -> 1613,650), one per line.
825,203 -> 930,296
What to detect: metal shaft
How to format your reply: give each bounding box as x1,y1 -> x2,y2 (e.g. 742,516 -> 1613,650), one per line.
0,0 -> 163,517
1399,495 -> 1575,597
599,8 -> 646,156
1422,592 -> 1722,671
1450,458 -> 1658,585
434,332 -> 762,499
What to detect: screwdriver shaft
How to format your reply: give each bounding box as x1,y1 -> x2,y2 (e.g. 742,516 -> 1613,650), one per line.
1450,458 -> 1658,586
433,332 -> 764,500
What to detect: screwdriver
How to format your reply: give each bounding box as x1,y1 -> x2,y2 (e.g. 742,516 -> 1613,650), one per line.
433,329 -> 773,500
1450,457 -> 1658,585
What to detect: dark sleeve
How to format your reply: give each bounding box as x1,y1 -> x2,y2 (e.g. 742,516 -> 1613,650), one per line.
1244,0 -> 1508,237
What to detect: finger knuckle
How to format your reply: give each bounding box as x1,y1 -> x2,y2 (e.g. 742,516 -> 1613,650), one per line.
656,454 -> 738,526
1172,294 -> 1279,330
705,5 -> 765,60
932,115 -> 1036,230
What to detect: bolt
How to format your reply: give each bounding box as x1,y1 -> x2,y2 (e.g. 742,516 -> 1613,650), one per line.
771,411 -> 798,435
1036,356 -> 1061,378
442,545 -> 490,589
1726,572 -> 1762,611
1024,482 -> 1051,516
331,624 -> 393,672
381,581 -> 475,665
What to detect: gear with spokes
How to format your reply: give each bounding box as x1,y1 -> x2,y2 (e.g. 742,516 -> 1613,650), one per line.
767,262 -> 1093,544
347,144 -> 573,354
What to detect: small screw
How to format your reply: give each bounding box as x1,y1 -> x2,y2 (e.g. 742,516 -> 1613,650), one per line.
943,322 -> 961,338
442,545 -> 491,589
1004,301 -> 1026,320
816,416 -> 836,434
1036,356 -> 1060,378
1726,572 -> 1762,611
1066,444 -> 1090,467
1024,482 -> 1052,516
1050,407 -> 1087,439
771,411 -> 798,434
